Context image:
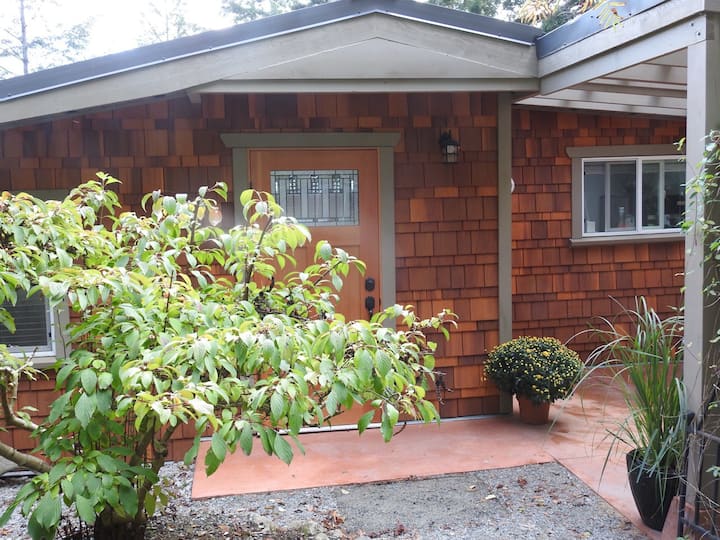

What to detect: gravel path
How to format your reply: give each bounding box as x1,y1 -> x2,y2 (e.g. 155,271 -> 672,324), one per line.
0,461 -> 647,539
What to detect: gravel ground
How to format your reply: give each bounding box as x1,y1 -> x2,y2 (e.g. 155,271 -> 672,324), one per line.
0,461 -> 647,540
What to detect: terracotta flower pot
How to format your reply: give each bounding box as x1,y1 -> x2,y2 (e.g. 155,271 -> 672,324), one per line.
516,395 -> 550,425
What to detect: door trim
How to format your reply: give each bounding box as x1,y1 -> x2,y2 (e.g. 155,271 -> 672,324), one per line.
221,132 -> 400,316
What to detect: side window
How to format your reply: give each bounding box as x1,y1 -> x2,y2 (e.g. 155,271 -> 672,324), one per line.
568,146 -> 685,243
1,189 -> 70,366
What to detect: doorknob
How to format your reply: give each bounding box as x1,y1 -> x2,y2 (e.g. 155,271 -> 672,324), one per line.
365,278 -> 375,291
365,295 -> 376,317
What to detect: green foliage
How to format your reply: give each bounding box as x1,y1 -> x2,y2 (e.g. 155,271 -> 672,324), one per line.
586,297 -> 686,477
427,0 -> 500,17
221,0 -> 507,23
222,0 -> 331,23
683,129 -> 720,485
485,336 -> 582,404
0,174 -> 454,539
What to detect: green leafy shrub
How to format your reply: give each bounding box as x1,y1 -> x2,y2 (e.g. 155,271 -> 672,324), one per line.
485,336 -> 582,404
0,175 -> 454,540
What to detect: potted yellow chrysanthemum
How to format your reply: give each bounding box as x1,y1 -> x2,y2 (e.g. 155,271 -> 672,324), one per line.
485,336 -> 583,424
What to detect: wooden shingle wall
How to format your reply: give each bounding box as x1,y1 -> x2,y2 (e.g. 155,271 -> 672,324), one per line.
0,97 -> 688,459
511,109 -> 686,358
0,92 -> 499,457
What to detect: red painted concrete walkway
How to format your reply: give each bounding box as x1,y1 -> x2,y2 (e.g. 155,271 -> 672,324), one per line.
192,374 -> 671,539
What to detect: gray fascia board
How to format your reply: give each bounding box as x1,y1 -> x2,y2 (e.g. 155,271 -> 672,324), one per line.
536,0 -> 669,58
0,0 -> 539,103
538,14 -> 705,96
538,0 -> 705,79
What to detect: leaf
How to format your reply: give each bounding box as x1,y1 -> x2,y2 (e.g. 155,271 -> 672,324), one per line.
74,393 -> 96,428
188,398 -> 214,416
33,492 -> 61,529
210,432 -> 227,463
80,369 -> 97,394
97,372 -> 113,390
239,424 -> 253,456
325,390 -> 338,417
270,391 -> 285,422
357,411 -> 375,435
75,494 -> 96,524
144,491 -> 157,517
118,484 -> 138,519
27,513 -> 57,540
315,241 -> 332,261
273,434 -> 294,465
381,404 -> 399,443
96,454 -> 118,473
204,448 -> 220,476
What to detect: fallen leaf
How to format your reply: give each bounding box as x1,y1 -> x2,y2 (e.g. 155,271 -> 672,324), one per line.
517,477 -> 528,487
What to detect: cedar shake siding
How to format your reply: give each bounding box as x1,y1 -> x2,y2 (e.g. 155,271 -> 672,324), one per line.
0,95 -> 686,458
0,91 -> 500,457
511,109 -> 685,358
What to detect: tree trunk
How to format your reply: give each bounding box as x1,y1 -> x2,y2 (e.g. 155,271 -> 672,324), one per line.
93,521 -> 147,540
94,510 -> 147,540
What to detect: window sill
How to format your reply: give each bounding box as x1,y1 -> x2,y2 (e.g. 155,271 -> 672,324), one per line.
570,231 -> 684,247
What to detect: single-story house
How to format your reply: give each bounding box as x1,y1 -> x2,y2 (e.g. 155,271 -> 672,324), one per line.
0,0 -> 716,461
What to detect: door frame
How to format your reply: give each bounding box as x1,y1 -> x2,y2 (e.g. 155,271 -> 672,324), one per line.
221,132 -> 400,316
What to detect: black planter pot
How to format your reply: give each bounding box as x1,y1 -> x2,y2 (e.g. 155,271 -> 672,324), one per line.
626,449 -> 679,531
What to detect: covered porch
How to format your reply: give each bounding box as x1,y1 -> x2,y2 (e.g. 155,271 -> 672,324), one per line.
192,371 -> 667,538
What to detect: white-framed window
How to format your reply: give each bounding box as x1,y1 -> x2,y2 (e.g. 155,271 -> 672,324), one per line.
1,189 -> 70,367
568,145 -> 685,244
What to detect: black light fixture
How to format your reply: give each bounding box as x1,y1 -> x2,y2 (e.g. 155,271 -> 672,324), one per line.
439,130 -> 460,163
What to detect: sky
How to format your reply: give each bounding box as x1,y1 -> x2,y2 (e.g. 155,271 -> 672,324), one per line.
0,0 -> 236,76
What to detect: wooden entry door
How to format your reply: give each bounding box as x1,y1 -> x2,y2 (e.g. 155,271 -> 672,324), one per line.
249,149 -> 380,322
249,149 -> 382,426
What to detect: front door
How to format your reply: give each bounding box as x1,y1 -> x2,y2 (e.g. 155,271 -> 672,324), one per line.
248,148 -> 382,425
249,149 -> 381,322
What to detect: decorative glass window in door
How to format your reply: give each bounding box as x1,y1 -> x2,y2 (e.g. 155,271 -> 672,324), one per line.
271,169 -> 359,226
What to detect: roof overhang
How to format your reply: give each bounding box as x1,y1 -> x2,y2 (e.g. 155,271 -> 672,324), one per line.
517,0 -> 720,117
0,0 -> 539,128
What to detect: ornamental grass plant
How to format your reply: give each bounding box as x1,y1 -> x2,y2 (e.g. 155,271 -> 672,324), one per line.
485,336 -> 583,404
586,297 -> 686,476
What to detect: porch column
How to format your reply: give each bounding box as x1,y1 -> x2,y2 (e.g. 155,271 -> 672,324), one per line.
684,12 -> 720,417
497,92 -> 513,414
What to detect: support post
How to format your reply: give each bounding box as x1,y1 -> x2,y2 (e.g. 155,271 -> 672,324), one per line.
498,93 -> 513,414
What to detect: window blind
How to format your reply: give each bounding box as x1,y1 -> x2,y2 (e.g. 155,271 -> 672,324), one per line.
0,291 -> 52,352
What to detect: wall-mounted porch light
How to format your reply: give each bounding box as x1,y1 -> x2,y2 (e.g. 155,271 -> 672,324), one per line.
439,130 -> 460,164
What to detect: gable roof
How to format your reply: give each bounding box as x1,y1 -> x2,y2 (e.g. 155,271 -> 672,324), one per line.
0,0 -> 541,127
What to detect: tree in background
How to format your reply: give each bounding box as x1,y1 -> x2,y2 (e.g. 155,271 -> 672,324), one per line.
0,0 -> 90,78
516,0 -> 622,30
426,0 -> 499,17
222,0 -> 330,23
222,0 -> 507,22
137,0 -> 204,45
221,0 -> 616,28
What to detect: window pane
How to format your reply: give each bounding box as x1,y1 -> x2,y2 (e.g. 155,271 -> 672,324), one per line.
642,162 -> 660,228
663,162 -> 684,229
609,162 -> 636,230
583,162 -> 605,233
0,291 -> 52,351
271,169 -> 359,226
